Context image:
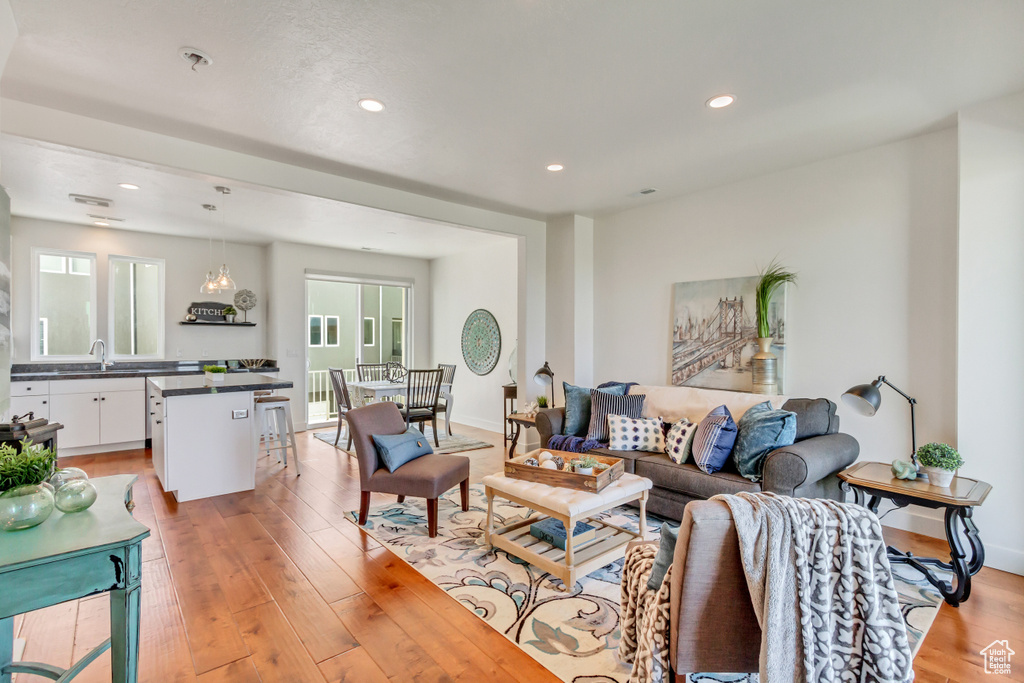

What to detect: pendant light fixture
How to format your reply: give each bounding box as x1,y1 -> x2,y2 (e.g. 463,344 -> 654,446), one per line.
199,203 -> 220,294
213,186 -> 236,291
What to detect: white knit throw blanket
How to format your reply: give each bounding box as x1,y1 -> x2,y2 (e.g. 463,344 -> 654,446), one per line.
712,492 -> 914,683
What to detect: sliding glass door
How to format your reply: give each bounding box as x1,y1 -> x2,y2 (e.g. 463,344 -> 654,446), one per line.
306,276 -> 409,427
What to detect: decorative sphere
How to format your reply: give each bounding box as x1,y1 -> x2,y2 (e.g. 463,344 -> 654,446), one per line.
538,451 -> 554,462
551,456 -> 565,471
523,458 -> 539,467
49,467 -> 89,490
0,484 -> 55,531
55,480 -> 99,513
540,460 -> 559,470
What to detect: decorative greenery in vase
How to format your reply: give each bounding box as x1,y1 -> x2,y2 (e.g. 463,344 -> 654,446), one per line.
223,305 -> 237,323
915,443 -> 963,471
203,365 -> 227,374
755,260 -> 797,339
571,455 -> 600,474
536,395 -> 548,408
0,439 -> 58,493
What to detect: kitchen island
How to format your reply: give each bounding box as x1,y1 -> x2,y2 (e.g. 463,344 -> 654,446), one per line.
148,373 -> 292,502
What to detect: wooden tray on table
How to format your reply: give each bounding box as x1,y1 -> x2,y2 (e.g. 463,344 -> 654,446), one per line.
504,448 -> 623,492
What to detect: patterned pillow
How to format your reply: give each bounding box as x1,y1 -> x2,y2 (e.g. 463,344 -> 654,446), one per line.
665,420 -> 698,464
562,382 -> 629,437
587,391 -> 645,442
608,415 -> 665,452
692,405 -> 738,474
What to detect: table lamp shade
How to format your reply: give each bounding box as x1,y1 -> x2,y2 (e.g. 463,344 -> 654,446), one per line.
842,380 -> 883,417
534,362 -> 554,387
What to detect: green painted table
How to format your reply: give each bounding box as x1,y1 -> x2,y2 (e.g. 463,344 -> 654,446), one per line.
0,475 -> 150,682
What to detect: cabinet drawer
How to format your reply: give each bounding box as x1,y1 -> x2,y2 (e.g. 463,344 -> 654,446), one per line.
10,395 -> 49,421
50,377 -> 145,394
11,381 -> 49,397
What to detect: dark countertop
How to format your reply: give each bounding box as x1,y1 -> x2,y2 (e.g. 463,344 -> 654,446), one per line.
148,373 -> 292,397
11,361 -> 279,382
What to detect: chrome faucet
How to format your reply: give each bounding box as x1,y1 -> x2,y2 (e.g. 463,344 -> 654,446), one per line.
89,339 -> 114,370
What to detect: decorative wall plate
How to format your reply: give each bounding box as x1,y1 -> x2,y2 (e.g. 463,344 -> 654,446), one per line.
462,309 -> 501,376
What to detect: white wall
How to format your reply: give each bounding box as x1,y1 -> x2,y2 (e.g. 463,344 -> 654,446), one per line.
430,240 -> 518,432
266,240 -> 431,428
11,217 -> 268,362
594,128 -> 959,525
957,91 -> 1024,575
545,214 -> 595,405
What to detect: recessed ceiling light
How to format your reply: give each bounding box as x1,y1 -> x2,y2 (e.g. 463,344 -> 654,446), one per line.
706,94 -> 735,109
358,99 -> 385,112
93,221 -> 110,227
546,164 -> 564,172
118,183 -> 140,190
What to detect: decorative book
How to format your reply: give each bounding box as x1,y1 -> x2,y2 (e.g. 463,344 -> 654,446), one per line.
529,517 -> 597,550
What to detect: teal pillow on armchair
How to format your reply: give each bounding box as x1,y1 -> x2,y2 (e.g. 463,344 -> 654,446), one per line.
562,382 -> 628,437
732,401 -> 797,481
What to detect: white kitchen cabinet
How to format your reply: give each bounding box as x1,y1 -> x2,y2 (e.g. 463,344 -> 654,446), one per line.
48,393 -> 101,448
99,389 -> 146,444
9,395 -> 50,421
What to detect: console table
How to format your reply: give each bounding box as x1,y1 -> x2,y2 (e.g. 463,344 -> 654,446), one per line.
0,475 -> 150,682
505,412 -> 536,459
839,461 -> 991,607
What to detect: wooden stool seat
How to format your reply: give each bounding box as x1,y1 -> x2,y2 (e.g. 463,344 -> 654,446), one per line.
256,395 -> 290,404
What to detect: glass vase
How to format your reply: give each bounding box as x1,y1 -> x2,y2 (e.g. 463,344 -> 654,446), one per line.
54,480 -> 99,513
0,484 -> 56,531
49,467 -> 89,490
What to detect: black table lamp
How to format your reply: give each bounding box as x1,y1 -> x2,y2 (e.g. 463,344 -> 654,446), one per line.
533,361 -> 555,408
842,375 -> 919,466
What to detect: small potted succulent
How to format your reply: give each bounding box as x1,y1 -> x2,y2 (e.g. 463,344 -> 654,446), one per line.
0,439 -> 58,531
223,306 -> 237,323
572,455 -> 600,476
204,364 -> 228,382
915,443 -> 963,487
536,395 -> 548,409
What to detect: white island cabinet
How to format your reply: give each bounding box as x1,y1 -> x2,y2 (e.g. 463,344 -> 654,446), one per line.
148,373 -> 292,502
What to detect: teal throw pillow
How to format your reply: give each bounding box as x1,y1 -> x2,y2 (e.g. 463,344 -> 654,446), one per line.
647,522 -> 679,591
562,382 -> 628,437
372,428 -> 434,472
732,401 -> 797,482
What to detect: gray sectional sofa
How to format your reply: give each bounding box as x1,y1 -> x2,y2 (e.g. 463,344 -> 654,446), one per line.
534,385 -> 859,521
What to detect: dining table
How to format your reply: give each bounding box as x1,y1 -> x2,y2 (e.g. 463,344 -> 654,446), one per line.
349,379 -> 455,436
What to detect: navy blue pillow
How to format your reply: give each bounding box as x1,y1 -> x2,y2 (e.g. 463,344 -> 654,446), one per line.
648,522 -> 679,591
562,382 -> 628,437
372,429 -> 434,472
692,405 -> 738,474
587,391 -> 646,442
733,401 -> 797,481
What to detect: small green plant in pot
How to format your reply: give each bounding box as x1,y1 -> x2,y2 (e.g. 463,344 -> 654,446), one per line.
0,439 -> 59,531
223,305 -> 237,323
536,395 -> 548,409
572,455 -> 600,475
204,364 -> 228,382
915,442 -> 963,488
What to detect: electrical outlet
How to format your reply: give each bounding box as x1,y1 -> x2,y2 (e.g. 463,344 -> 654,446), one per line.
176,348 -> 183,358
201,349 -> 209,357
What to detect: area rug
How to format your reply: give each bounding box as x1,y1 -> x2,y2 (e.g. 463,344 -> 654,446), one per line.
313,429 -> 492,455
347,484 -> 944,683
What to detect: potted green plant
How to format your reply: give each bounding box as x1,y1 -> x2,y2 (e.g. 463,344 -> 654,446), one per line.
571,454 -> 600,476
204,364 -> 228,382
915,443 -> 963,487
536,395 -> 548,409
223,305 -> 237,323
752,260 -> 797,394
0,439 -> 58,531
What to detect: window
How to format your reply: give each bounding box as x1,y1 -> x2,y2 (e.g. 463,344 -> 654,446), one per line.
308,315 -> 323,347
391,318 -> 403,361
363,317 -> 375,346
325,316 -> 339,346
109,256 -> 164,359
32,248 -> 97,360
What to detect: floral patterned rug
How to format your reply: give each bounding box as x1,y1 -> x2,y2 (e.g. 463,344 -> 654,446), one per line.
347,485 -> 943,683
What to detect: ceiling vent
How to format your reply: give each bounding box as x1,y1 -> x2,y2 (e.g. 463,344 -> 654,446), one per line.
639,188 -> 658,195
87,214 -> 125,222
69,194 -> 113,208
361,247 -> 382,252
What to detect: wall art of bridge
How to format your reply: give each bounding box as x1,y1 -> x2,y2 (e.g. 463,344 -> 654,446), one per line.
671,296 -> 758,386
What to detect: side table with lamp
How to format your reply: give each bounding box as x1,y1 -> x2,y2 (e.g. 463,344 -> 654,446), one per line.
505,362 -> 557,460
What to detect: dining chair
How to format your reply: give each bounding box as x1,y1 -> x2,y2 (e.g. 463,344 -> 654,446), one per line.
402,368 -> 444,446
347,402 -> 469,538
327,367 -> 354,451
357,363 -> 389,382
436,363 -> 457,436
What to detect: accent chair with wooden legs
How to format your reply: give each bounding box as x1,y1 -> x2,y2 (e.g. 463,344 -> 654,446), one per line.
346,402 -> 470,538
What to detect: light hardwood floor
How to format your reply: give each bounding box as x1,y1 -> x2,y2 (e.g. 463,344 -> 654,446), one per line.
10,424 -> 1023,682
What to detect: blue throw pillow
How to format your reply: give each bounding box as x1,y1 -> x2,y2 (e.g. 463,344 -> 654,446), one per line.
648,522 -> 679,591
562,382 -> 628,437
372,429 -> 434,472
733,401 -> 797,482
692,405 -> 738,474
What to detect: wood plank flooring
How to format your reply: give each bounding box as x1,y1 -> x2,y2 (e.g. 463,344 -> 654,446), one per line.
9,424 -> 1023,682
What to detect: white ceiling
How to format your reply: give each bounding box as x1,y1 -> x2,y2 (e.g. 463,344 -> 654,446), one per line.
3,1 -> 1024,218
0,136 -> 512,258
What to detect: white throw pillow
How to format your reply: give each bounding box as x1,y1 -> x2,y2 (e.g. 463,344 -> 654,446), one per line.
665,419 -> 698,464
608,415 -> 665,453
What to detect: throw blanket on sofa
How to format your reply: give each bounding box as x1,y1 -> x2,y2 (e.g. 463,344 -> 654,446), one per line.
712,492 -> 913,683
619,543 -> 673,683
546,434 -> 607,453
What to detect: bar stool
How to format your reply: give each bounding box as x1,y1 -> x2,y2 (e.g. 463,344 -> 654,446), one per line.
254,395 -> 300,475
254,390 -> 278,445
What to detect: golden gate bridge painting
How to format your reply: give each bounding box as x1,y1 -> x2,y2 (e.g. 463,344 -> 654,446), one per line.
671,275 -> 787,393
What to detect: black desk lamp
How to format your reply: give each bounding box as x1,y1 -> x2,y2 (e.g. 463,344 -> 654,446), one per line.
533,362 -> 555,408
842,375 -> 919,466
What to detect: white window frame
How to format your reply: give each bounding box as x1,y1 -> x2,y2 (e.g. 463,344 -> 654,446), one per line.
308,314 -> 324,347
38,318 -> 48,356
69,257 -> 92,276
31,247 -> 98,361
324,315 -> 340,347
363,317 -> 376,347
38,255 -> 66,274
108,255 -> 166,360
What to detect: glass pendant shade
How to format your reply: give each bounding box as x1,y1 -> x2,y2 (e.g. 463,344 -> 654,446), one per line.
216,264 -> 236,290
200,271 -> 220,294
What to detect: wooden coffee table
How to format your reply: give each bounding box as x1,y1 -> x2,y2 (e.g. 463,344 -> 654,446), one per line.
482,470 -> 652,590
838,461 -> 991,607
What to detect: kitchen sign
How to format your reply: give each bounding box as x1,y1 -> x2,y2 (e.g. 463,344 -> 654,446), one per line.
187,301 -> 230,321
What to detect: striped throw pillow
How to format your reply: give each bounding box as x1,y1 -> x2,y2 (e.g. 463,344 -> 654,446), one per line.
692,405 -> 738,474
587,391 -> 645,442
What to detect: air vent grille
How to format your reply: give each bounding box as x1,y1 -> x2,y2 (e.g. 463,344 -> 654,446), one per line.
639,188 -> 658,195
70,194 -> 113,208
87,214 -> 125,222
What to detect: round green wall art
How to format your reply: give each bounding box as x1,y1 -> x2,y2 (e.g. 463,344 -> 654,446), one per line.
461,309 -> 501,376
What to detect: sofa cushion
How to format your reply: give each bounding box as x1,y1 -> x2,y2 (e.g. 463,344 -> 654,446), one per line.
587,447 -> 652,474
733,401 -> 797,482
665,420 -> 698,464
692,405 -> 737,474
629,385 -> 788,424
635,456 -> 760,499
782,398 -> 839,440
588,391 -> 645,442
609,415 -> 665,452
562,382 -> 628,437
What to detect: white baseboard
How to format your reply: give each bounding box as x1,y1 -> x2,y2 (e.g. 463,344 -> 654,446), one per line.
451,414 -> 505,434
60,440 -> 146,458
